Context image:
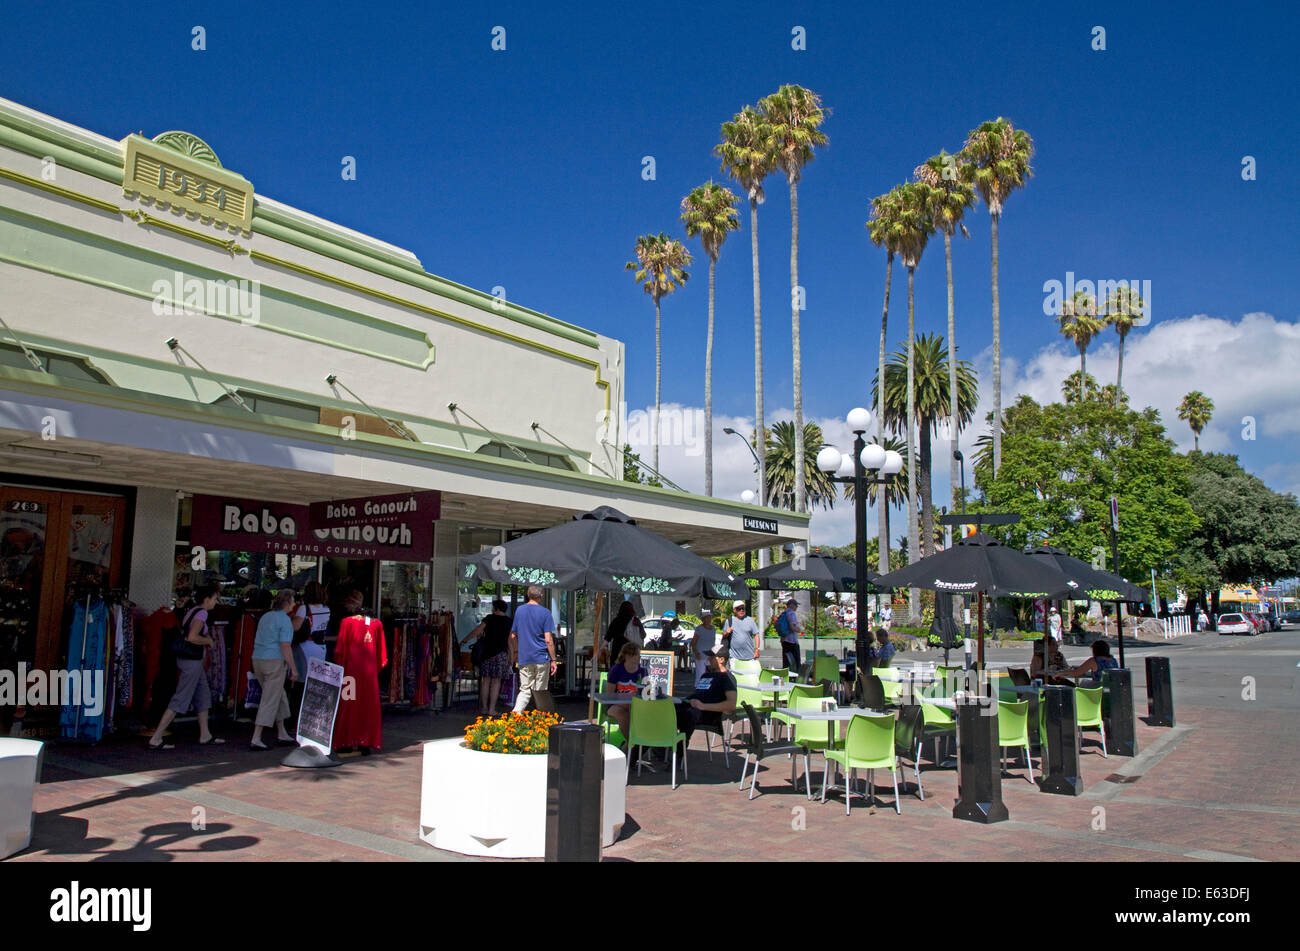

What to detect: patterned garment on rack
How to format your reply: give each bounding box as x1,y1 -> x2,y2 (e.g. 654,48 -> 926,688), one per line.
205,622 -> 227,703
61,600 -> 109,743
114,606 -> 135,710
387,623 -> 406,703
412,624 -> 431,707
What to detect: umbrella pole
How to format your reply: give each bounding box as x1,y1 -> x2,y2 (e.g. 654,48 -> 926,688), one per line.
812,598 -> 818,665
977,592 -> 985,667
587,590 -> 602,723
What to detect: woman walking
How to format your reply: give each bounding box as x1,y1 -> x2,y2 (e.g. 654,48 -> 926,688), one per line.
249,589 -> 298,750
462,599 -> 511,715
148,585 -> 225,749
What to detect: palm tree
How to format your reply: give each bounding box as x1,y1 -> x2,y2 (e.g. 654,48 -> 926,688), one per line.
959,118 -> 1035,475
867,186 -> 905,576
1103,285 -> 1145,407
758,84 -> 829,515
914,151 -> 976,514
1061,370 -> 1100,404
763,420 -> 837,511
681,182 -> 741,497
625,233 -> 691,473
873,333 -> 979,558
1058,291 -> 1107,400
892,182 -> 939,620
716,106 -> 775,509
1178,391 -> 1214,450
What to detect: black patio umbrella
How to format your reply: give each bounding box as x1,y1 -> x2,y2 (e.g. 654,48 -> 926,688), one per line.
458,505 -> 746,600
739,553 -> 878,657
872,533 -> 1079,665
1023,545 -> 1150,664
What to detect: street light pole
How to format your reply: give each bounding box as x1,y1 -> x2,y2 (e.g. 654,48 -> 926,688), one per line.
852,428 -> 869,664
728,427 -> 769,622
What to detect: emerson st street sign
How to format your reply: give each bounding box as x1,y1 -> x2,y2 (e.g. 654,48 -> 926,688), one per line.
743,515 -> 778,535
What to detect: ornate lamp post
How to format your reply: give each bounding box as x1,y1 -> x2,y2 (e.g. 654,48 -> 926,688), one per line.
815,408 -> 903,667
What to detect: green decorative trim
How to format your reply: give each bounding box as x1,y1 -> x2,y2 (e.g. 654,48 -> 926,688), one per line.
0,114 -> 124,184
711,582 -> 739,598
131,211 -> 248,254
506,567 -> 558,586
784,579 -> 819,590
152,131 -> 222,168
0,204 -> 434,370
0,165 -> 122,214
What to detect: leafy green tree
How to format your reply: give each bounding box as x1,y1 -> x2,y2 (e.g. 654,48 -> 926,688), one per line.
1177,391 -> 1214,450
759,84 -> 829,514
1174,452 -> 1300,596
625,233 -> 691,473
971,395 -> 1197,580
620,443 -> 661,487
681,182 -> 741,496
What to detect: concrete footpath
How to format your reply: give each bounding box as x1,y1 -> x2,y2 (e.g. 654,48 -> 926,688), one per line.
8,631 -> 1297,863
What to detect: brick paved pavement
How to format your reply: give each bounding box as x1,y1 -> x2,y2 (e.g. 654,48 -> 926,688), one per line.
6,694 -> 1294,863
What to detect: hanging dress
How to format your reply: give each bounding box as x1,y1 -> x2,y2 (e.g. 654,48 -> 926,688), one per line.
61,599 -> 109,742
334,614 -> 387,749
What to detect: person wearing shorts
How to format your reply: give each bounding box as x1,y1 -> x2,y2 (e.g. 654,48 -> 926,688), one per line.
148,585 -> 224,749
510,586 -> 557,713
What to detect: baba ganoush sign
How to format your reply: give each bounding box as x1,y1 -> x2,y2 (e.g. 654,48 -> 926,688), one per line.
191,491 -> 439,560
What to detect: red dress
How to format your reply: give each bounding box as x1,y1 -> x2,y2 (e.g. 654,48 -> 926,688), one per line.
334,614 -> 387,749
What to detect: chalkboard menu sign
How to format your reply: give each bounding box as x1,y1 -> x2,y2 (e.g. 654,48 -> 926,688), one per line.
296,658 -> 344,754
639,650 -> 675,696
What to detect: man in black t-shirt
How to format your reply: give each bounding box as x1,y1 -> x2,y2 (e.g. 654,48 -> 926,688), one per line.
676,648 -> 737,741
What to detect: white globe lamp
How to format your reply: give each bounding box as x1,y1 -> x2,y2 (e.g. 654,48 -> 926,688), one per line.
816,446 -> 843,474
846,407 -> 873,432
860,443 -> 887,471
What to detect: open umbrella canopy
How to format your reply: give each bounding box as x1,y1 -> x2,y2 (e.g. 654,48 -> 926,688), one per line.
458,505 -> 747,599
740,553 -> 877,593
872,533 -> 1078,599
1023,546 -> 1150,603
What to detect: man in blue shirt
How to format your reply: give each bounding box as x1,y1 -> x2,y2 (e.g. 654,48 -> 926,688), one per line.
510,586 -> 558,713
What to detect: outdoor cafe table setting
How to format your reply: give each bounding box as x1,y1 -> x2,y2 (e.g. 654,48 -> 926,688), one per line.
594,692 -> 684,705
771,701 -> 889,795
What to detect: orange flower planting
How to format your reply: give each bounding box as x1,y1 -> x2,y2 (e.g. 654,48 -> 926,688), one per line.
463,709 -> 564,754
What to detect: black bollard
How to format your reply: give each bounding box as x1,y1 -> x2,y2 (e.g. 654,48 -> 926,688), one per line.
1036,686 -> 1082,796
1101,668 -> 1137,757
1145,656 -> 1175,727
545,722 -> 603,862
952,697 -> 1009,823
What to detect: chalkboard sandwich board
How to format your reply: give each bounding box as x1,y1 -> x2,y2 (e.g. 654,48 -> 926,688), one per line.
639,650 -> 675,697
296,657 -> 345,754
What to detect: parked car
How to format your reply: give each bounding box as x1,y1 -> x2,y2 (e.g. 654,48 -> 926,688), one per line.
1262,607 -> 1282,631
1284,609 -> 1300,624
641,616 -> 692,653
1216,613 -> 1255,635
1250,612 -> 1270,634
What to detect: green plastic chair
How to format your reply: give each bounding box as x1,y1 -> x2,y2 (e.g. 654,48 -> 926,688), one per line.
880,678 -> 904,705
822,713 -> 902,815
812,655 -> 840,696
935,665 -> 963,699
791,694 -> 843,798
771,682 -> 824,739
997,700 -> 1034,783
758,666 -> 792,713
730,680 -> 771,742
628,698 -> 688,789
732,659 -> 761,679
595,672 -> 626,747
1074,686 -> 1107,757
919,700 -> 958,763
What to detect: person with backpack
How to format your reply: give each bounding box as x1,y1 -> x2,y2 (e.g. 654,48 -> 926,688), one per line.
777,598 -> 802,673
147,585 -> 225,749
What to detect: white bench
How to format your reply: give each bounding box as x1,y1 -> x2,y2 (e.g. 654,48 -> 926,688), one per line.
0,737 -> 44,859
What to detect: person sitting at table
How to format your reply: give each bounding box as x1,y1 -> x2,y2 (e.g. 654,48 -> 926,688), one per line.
1029,639 -> 1073,686
1068,640 -> 1120,684
674,646 -> 737,747
868,628 -> 895,668
604,643 -> 647,742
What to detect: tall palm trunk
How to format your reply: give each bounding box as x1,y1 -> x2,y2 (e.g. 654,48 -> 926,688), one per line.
1079,346 -> 1087,400
877,252 -> 893,577
990,212 -> 1002,474
653,296 -> 661,474
705,255 -> 716,495
750,196 -> 770,625
919,419 -> 934,557
1115,330 -> 1127,407
906,265 -> 919,622
944,230 -> 959,522
789,179 -> 806,514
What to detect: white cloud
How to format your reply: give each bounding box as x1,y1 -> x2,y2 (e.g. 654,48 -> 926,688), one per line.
627,313 -> 1300,547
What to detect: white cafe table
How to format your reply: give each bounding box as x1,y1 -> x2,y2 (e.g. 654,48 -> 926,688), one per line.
772,705 -> 888,795
594,692 -> 683,705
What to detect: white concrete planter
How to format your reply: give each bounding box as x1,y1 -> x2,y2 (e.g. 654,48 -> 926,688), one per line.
419,737 -> 626,858
0,737 -> 44,859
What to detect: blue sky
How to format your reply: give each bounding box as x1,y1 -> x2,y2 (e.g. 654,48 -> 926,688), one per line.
4,0 -> 1297,542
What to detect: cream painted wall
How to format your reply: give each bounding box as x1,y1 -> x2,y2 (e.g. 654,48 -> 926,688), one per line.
0,138 -> 622,475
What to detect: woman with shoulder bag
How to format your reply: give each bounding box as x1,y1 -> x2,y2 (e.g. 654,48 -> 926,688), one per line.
462,600 -> 511,715
148,584 -> 225,749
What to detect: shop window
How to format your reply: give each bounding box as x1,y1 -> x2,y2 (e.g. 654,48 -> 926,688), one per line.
475,441 -> 576,471
0,344 -> 111,385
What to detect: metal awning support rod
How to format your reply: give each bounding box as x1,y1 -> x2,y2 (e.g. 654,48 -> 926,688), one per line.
447,401 -> 531,463
0,315 -> 47,372
599,438 -> 686,493
531,420 -> 615,479
166,336 -> 253,412
326,373 -> 419,441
